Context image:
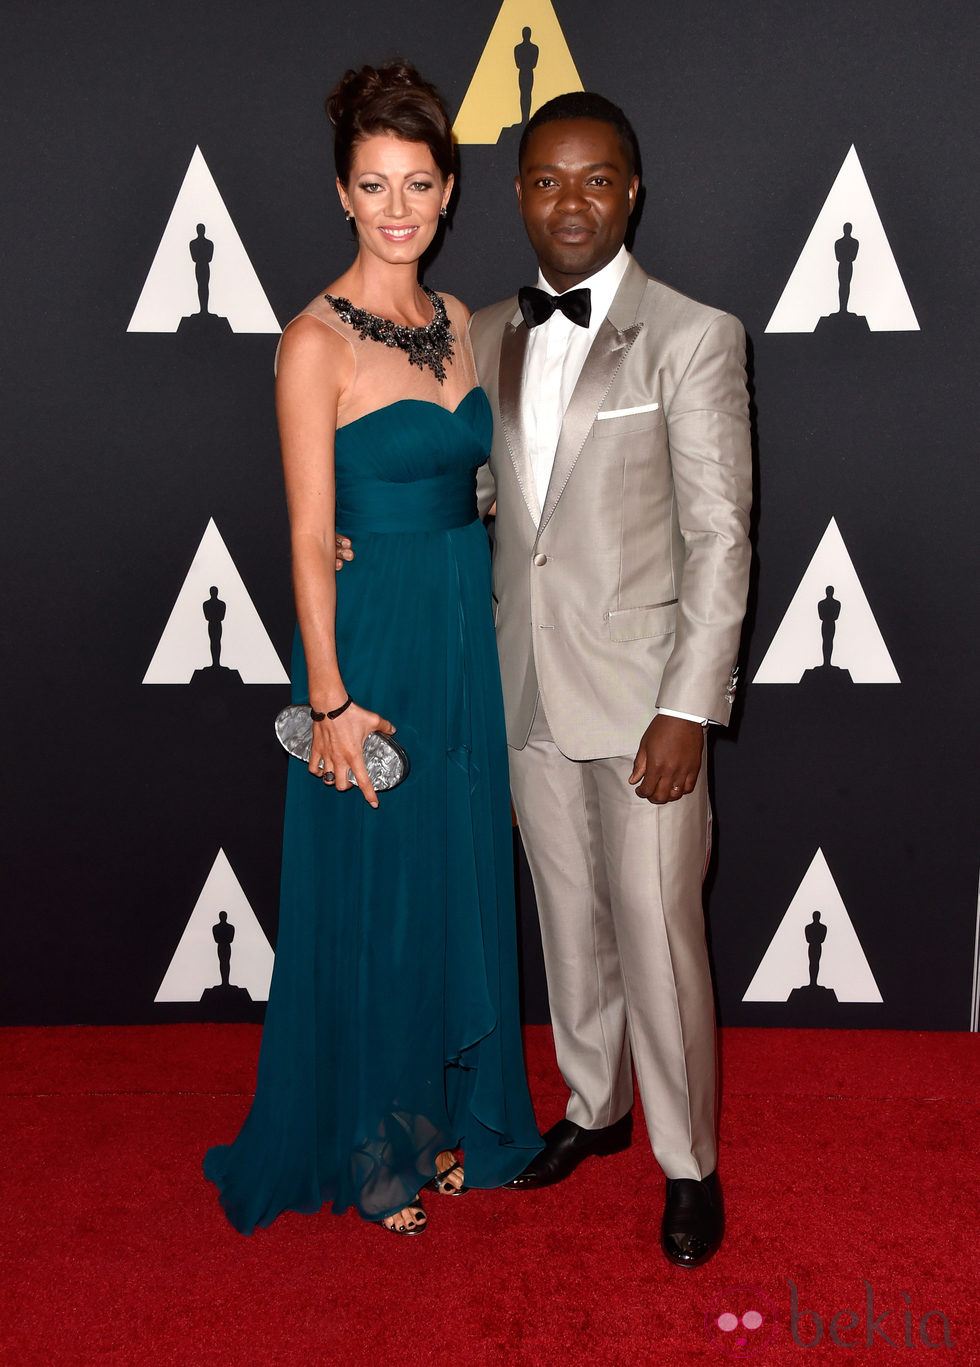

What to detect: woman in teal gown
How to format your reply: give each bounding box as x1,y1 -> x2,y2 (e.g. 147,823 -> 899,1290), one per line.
203,63 -> 541,1235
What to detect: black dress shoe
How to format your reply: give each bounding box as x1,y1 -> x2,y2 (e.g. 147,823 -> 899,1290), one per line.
505,1113 -> 632,1190
660,1170 -> 723,1268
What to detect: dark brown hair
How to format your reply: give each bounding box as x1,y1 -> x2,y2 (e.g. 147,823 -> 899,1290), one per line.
518,91 -> 641,179
326,62 -> 456,185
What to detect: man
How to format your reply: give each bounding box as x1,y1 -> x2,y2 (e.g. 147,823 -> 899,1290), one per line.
469,93 -> 752,1267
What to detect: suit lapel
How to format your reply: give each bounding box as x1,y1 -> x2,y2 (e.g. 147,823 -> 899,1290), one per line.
497,310 -> 541,526
537,259 -> 648,535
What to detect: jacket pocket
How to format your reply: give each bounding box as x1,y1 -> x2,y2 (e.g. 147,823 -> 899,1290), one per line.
592,406 -> 666,439
604,600 -> 677,642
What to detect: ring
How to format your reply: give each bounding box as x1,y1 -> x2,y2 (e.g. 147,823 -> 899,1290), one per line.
317,759 -> 325,771
671,784 -> 681,792
323,771 -> 335,783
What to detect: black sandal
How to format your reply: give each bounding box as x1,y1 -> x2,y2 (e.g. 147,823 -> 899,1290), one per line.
378,1202 -> 427,1235
425,1157 -> 466,1196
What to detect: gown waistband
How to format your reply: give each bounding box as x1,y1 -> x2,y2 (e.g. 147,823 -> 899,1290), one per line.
336,472 -> 478,533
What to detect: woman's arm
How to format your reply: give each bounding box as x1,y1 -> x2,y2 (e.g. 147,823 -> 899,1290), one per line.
276,316 -> 393,807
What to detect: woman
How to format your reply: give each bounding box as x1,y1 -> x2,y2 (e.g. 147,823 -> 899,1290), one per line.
204,63 -> 542,1236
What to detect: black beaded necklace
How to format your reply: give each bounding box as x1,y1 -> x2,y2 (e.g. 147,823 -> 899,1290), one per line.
323,286 -> 455,383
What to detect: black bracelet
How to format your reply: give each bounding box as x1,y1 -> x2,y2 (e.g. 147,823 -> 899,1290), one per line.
310,694 -> 353,723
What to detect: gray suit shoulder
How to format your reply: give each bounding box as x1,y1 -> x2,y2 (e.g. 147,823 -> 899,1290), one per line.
470,295 -> 518,343
635,269 -> 745,344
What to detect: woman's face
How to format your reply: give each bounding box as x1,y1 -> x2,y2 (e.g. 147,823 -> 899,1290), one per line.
338,134 -> 452,267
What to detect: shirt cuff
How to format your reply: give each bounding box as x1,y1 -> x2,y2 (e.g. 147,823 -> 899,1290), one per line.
657,707 -> 710,726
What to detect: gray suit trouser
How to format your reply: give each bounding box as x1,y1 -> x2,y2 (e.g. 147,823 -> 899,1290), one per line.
508,697 -> 718,1181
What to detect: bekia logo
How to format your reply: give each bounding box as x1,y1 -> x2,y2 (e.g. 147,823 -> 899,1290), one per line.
143,517 -> 288,685
453,0 -> 583,145
743,848 -> 883,1005
705,1282 -> 954,1353
753,517 -> 899,685
786,1280 -> 954,1350
767,145 -> 918,334
704,1287 -> 777,1356
128,146 -> 279,335
155,848 -> 274,1004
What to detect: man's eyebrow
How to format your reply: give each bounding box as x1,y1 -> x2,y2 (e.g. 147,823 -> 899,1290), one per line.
524,161 -> 621,174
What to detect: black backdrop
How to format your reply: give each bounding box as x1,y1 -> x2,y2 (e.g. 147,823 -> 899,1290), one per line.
3,0 -> 978,1028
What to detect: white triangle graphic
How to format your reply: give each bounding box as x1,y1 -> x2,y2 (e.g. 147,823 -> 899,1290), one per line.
753,517 -> 899,684
155,848 -> 275,1002
128,146 -> 280,333
743,848 -> 883,1003
766,145 -> 919,333
143,517 -> 288,684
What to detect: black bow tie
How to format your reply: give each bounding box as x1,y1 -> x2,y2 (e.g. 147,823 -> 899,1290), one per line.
518,285 -> 592,329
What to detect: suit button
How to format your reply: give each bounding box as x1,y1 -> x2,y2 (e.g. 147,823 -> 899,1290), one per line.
532,553 -> 548,566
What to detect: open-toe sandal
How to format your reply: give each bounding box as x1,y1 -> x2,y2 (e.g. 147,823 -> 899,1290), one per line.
378,1203 -> 427,1235
424,1157 -> 466,1196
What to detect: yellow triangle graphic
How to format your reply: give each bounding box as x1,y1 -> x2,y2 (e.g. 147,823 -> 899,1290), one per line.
454,0 -> 584,145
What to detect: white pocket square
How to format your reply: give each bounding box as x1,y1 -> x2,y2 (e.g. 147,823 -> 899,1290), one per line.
596,402 -> 660,419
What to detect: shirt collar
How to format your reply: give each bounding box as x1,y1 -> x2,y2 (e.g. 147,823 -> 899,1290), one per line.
535,246 -> 630,329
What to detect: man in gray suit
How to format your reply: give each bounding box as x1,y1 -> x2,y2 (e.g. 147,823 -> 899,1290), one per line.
469,93 -> 752,1267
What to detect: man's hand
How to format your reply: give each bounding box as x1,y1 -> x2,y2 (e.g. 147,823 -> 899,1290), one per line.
335,534 -> 353,571
629,715 -> 704,804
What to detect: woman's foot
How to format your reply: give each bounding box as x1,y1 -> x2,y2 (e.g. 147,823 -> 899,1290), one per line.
425,1150 -> 466,1196
379,1202 -> 427,1235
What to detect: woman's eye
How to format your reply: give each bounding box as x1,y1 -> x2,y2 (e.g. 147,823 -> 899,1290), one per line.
410,181 -> 434,192
358,182 -> 383,193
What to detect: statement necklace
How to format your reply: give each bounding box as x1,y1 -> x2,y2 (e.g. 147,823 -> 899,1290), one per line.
323,286 -> 454,383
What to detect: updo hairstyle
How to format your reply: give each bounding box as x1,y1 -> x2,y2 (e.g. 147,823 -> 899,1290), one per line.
327,62 -> 456,186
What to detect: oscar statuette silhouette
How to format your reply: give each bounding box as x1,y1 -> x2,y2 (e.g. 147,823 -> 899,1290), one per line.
200,911 -> 253,1014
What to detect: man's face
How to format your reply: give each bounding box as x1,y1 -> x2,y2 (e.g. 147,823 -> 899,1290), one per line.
516,118 -> 638,290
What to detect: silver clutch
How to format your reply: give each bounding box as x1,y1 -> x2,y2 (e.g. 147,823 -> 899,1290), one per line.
274,704 -> 410,792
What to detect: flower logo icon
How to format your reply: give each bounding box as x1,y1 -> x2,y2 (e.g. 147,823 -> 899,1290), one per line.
705,1287 -> 777,1356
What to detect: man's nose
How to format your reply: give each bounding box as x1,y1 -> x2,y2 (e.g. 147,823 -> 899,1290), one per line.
556,184 -> 588,213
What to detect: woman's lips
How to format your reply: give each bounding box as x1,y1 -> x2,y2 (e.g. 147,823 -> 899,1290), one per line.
378,225 -> 419,241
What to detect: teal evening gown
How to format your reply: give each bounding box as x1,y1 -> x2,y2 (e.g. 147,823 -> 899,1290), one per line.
204,290 -> 541,1233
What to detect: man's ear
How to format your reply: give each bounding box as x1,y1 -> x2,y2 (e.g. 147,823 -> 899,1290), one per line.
514,175 -> 523,214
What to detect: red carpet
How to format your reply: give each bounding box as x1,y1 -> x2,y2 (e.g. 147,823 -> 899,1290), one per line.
2,1026 -> 978,1365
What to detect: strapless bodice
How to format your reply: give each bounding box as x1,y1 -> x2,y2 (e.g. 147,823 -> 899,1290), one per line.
334,388 -> 491,533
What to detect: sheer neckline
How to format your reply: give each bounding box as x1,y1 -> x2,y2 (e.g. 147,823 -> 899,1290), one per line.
323,286 -> 442,332
323,287 -> 454,381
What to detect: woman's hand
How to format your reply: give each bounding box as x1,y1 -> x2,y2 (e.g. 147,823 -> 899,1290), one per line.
335,534 -> 353,571
307,701 -> 396,809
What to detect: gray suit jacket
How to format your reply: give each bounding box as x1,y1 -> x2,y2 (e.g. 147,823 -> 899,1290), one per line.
470,256 -> 752,759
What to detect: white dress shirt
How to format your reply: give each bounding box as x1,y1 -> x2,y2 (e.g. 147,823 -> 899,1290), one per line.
520,246 -> 630,512
519,247 -> 707,727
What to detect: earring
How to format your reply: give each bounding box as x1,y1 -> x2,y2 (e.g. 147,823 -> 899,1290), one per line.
344,211 -> 353,222
440,206 -> 448,219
